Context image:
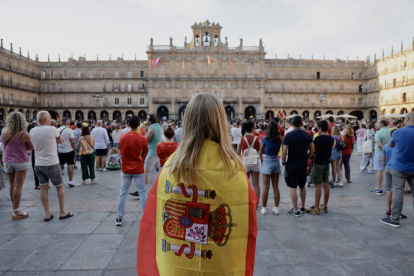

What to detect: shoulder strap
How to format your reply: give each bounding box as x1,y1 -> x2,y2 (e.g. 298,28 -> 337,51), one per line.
84,137 -> 94,149
252,136 -> 257,147
18,132 -> 25,140
59,127 -> 68,135
3,132 -> 18,149
244,136 -> 251,148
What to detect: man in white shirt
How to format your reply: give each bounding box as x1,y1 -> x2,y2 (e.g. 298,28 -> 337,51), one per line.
30,111 -> 73,221
231,120 -> 242,151
58,117 -> 79,187
91,120 -> 110,171
173,121 -> 183,143
122,119 -> 131,134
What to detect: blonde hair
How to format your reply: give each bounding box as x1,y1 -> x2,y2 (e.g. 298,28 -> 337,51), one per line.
331,126 -> 343,141
344,126 -> 354,138
110,147 -> 119,155
166,93 -> 243,184
4,112 -> 26,135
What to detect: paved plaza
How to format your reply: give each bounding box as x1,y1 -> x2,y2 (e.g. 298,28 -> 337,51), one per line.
0,154 -> 413,276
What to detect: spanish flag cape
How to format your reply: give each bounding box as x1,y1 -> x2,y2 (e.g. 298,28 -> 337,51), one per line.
137,139 -> 257,276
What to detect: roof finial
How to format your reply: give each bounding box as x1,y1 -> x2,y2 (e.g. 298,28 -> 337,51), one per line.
59,54 -> 60,62
0,39 -> 3,48
382,49 -> 384,59
36,54 -> 39,62
323,55 -> 325,62
412,37 -> 414,50
356,56 -> 358,63
122,54 -> 124,59
10,43 -> 13,53
391,45 -> 393,57
48,54 -> 50,62
135,54 -> 136,60
401,41 -> 403,53
19,47 -> 21,56
109,54 -> 111,61
346,56 -> 348,63
27,51 -> 30,59
97,54 -> 99,61
374,53 -> 376,61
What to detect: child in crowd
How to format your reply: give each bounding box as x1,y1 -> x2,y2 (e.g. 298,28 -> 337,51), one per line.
156,125 -> 179,168
107,147 -> 121,170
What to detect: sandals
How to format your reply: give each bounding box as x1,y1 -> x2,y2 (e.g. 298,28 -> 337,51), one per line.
11,209 -> 29,220
44,214 -> 54,222
59,212 -> 74,220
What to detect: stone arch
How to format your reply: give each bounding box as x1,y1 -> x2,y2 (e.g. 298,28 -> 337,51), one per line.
349,110 -> 363,120
369,110 -> 377,121
113,110 -> 122,121
25,110 -> 30,121
63,110 -> 71,119
245,106 -> 256,119
290,110 -> 298,115
337,110 -> 345,116
314,110 -> 321,119
100,110 -> 109,120
302,110 -> 310,120
225,106 -> 236,120
265,110 -> 274,120
88,110 -> 96,120
48,110 -> 58,120
75,110 -> 84,121
326,110 -> 333,115
390,108 -> 396,114
400,108 -> 408,114
125,110 -> 134,119
0,108 -> 5,120
157,106 -> 169,120
9,109 -> 15,114
178,105 -> 186,120
138,110 -> 147,121
33,110 -> 37,120
381,109 -> 387,115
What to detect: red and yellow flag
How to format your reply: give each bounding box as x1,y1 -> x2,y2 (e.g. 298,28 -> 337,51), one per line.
137,139 -> 257,276
207,54 -> 211,66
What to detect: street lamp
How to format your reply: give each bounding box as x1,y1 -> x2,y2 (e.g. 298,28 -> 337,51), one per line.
316,93 -> 327,118
92,93 -> 103,120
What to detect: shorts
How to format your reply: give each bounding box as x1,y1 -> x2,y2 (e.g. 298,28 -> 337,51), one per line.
312,163 -> 330,184
245,160 -> 261,173
35,164 -> 64,186
4,161 -> 30,173
75,148 -> 80,158
285,165 -> 307,188
331,148 -> 342,160
58,151 -> 75,165
96,149 -> 108,156
384,169 -> 392,191
374,152 -> 383,171
261,155 -> 281,175
144,156 -> 160,172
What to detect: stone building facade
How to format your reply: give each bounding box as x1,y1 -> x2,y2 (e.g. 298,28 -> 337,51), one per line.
0,21 -> 413,121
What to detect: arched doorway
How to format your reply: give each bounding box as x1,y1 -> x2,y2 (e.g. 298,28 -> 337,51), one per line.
265,110 -> 274,120
302,110 -> 309,121
33,110 -> 37,120
138,110 -> 147,121
225,106 -> 236,120
63,110 -> 71,119
48,111 -> 58,120
178,105 -> 186,120
390,108 -> 396,114
245,106 -> 256,119
157,106 -> 169,120
350,110 -> 363,120
75,110 -> 84,121
326,110 -> 333,115
290,110 -> 298,115
88,111 -> 96,120
0,108 -> 5,120
314,110 -> 321,119
369,110 -> 377,121
337,110 -> 344,116
18,109 -> 23,114
400,108 -> 408,114
26,110 -> 30,121
279,110 -> 287,119
9,109 -> 14,114
125,110 -> 134,119
100,110 -> 109,120
113,110 -> 122,121
381,109 -> 387,115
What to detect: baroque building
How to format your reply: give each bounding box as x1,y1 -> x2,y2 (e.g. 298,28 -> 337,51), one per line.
1,20 -> 414,121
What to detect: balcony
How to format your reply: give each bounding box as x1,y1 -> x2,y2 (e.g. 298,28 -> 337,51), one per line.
0,61 -> 41,79
222,97 -> 238,104
242,97 -> 261,104
153,97 -> 171,104
265,88 -> 377,94
175,97 -> 191,104
0,99 -> 41,108
380,78 -> 414,90
0,81 -> 40,93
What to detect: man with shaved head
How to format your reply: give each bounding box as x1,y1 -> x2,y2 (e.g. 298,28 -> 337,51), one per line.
91,120 -> 110,171
380,112 -> 414,228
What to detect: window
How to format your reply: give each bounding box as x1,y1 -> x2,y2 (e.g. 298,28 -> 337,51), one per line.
127,98 -> 132,105
114,98 -> 119,105
403,76 -> 407,85
267,97 -> 273,103
359,72 -> 363,79
292,72 -> 297,78
304,72 -> 309,78
64,71 -> 67,78
351,73 -> 355,80
267,84 -> 272,91
359,85 -> 363,93
404,61 -> 407,69
10,94 -> 13,103
351,98 -> 355,105
127,71 -> 132,78
42,71 -> 46,78
50,71 -> 54,79
140,84 -> 145,90
340,85 -> 344,91
140,98 -> 145,105
373,83 -> 377,90
77,71 -> 81,77
340,72 -> 344,79
114,84 -> 120,91
281,84 -> 285,92
393,79 -> 396,87
292,84 -> 297,91
51,84 -> 56,91
115,71 -> 119,77
9,77 -> 12,85
384,80 -> 387,88
0,92 -> 3,103
329,72 -> 333,79
267,71 -> 272,78
280,72 -> 284,78
358,98 -> 362,105
280,97 -> 285,104
339,98 -> 343,104
402,93 -> 407,103
127,84 -> 132,91
317,84 -> 321,91
316,72 -> 320,79
140,71 -> 144,78
0,75 -> 2,84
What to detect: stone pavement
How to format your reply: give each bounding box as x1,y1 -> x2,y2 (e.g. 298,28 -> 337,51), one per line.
0,154 -> 413,276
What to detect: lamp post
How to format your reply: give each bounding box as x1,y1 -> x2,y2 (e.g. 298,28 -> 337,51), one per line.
92,93 -> 103,120
316,93 -> 327,119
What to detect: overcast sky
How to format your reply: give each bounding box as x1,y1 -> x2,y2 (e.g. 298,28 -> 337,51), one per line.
1,0 -> 413,62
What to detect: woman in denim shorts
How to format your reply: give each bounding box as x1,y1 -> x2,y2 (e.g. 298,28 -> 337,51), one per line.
259,121 -> 284,215
331,126 -> 343,187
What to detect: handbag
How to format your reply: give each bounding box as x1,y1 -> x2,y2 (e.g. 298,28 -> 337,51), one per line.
363,131 -> 373,154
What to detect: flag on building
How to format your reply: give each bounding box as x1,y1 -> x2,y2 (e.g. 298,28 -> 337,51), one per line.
279,110 -> 286,119
207,54 -> 211,65
182,58 -> 185,70
229,58 -> 232,69
152,57 -> 161,65
137,140 -> 257,276
251,59 -> 254,69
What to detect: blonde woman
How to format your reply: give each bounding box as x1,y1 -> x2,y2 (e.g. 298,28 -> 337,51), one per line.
331,126 -> 343,187
0,112 -> 34,220
137,93 -> 257,276
112,123 -> 122,148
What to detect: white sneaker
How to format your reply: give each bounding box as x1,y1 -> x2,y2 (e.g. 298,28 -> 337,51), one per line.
102,168 -> 107,172
338,182 -> 343,187
68,182 -> 80,187
272,206 -> 280,215
260,207 -> 267,215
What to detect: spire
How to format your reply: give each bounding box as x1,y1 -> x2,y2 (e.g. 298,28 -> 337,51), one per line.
10,43 -> 13,53
84,54 -> 86,60
19,47 -> 21,56
374,53 -> 376,61
48,54 -> 50,62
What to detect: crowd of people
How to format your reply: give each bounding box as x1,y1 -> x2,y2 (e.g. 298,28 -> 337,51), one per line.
0,102 -> 413,229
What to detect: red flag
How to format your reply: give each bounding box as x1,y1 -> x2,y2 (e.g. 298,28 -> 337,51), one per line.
182,58 -> 185,70
207,54 -> 210,65
229,58 -> 232,69
152,58 -> 161,65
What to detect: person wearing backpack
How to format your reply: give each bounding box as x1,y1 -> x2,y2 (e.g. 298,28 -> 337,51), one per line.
341,127 -> 355,184
238,121 -> 261,209
331,126 -> 344,187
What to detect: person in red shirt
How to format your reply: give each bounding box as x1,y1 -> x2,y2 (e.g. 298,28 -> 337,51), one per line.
341,126 -> 355,183
305,124 -> 314,137
273,117 -> 285,137
258,124 -> 267,140
115,115 -> 148,226
157,125 -> 179,167
327,116 -> 336,135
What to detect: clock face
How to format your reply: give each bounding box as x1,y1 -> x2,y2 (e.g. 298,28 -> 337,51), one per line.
205,47 -> 209,51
